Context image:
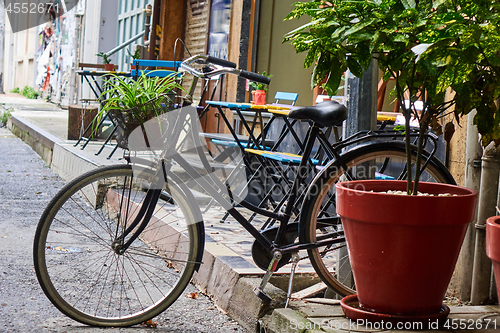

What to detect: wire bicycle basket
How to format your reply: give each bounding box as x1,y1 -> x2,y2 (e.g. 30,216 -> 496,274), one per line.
107,93 -> 176,150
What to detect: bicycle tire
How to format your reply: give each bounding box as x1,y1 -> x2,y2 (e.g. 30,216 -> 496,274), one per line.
34,164 -> 204,327
301,141 -> 455,296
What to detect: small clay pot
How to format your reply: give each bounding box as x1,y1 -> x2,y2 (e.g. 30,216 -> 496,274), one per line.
253,90 -> 266,105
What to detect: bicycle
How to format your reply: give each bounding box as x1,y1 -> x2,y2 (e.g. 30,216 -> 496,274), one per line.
33,55 -> 455,327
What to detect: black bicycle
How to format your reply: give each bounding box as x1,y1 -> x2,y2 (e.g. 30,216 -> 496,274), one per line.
33,55 -> 455,327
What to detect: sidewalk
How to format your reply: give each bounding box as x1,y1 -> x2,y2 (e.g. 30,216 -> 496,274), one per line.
2,94 -> 499,332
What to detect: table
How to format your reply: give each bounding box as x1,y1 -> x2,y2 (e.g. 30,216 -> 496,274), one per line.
204,101 -> 296,152
77,70 -> 131,100
75,70 -> 131,158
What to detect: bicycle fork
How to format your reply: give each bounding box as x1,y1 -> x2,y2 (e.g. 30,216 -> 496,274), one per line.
112,188 -> 162,255
112,163 -> 168,255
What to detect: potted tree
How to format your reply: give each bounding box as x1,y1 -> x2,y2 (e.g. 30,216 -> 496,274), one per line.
286,0 -> 500,324
96,52 -> 114,71
98,71 -> 184,149
249,71 -> 272,105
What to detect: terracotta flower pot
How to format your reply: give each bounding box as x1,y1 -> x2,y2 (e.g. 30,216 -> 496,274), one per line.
104,63 -> 115,71
487,216 -> 500,302
253,90 -> 266,105
130,64 -> 137,70
335,180 -> 478,323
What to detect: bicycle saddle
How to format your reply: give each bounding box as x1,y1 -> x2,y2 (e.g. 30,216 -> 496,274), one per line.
288,100 -> 347,127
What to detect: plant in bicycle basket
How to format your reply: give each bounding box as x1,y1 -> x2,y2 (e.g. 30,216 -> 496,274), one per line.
98,71 -> 184,148
285,0 -> 500,194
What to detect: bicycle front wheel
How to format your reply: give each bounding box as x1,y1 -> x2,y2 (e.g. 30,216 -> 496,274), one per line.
302,141 -> 455,296
33,164 -> 204,327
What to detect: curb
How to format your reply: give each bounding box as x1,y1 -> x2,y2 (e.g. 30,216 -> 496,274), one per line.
8,115 -> 62,165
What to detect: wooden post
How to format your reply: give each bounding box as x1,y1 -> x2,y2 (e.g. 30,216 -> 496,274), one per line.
159,0 -> 187,61
244,0 -> 257,103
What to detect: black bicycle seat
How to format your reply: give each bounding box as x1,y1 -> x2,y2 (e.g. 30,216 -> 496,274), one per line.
288,100 -> 348,128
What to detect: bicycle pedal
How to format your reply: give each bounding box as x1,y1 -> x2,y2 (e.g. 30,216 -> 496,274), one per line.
253,287 -> 272,303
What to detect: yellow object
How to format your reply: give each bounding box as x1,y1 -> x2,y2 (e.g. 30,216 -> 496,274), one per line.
268,109 -> 290,116
265,104 -> 290,110
377,112 -> 398,122
244,148 -> 302,159
247,104 -> 291,111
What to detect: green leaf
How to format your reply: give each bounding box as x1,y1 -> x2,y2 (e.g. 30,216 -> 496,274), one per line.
284,19 -> 324,38
331,26 -> 349,42
342,18 -> 378,39
304,48 -> 319,68
382,70 -> 392,81
432,0 -> 447,10
401,0 -> 416,9
347,56 -> 364,78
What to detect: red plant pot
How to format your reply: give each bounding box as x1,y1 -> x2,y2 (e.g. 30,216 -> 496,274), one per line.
487,216 -> 500,302
104,63 -> 115,71
335,180 -> 478,322
253,90 -> 266,105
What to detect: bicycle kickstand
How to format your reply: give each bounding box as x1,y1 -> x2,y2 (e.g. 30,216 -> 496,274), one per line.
254,250 -> 282,303
285,252 -> 300,308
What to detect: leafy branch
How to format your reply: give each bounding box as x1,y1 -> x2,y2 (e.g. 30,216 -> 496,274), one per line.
285,0 -> 500,194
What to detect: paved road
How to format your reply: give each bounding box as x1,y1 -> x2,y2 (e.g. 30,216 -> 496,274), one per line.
0,126 -> 245,332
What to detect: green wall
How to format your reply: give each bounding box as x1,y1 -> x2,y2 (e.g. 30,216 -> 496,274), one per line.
256,0 -> 313,106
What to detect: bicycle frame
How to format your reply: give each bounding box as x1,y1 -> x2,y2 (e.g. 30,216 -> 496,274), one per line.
120,102 -> 442,260
117,55 -> 443,260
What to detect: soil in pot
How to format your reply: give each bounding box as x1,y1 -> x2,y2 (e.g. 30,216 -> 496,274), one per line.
336,180 -> 478,322
487,216 -> 500,302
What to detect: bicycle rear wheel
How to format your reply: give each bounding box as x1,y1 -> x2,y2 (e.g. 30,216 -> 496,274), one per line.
302,141 -> 455,296
33,164 -> 204,327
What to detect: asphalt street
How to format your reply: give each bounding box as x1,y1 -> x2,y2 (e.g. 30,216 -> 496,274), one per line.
0,125 -> 246,333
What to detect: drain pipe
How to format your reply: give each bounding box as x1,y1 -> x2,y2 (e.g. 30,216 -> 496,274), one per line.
460,110 -> 482,301
471,142 -> 500,304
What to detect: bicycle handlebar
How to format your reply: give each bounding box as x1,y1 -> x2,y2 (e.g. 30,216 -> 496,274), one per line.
180,54 -> 271,85
206,55 -> 237,68
239,70 -> 270,85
